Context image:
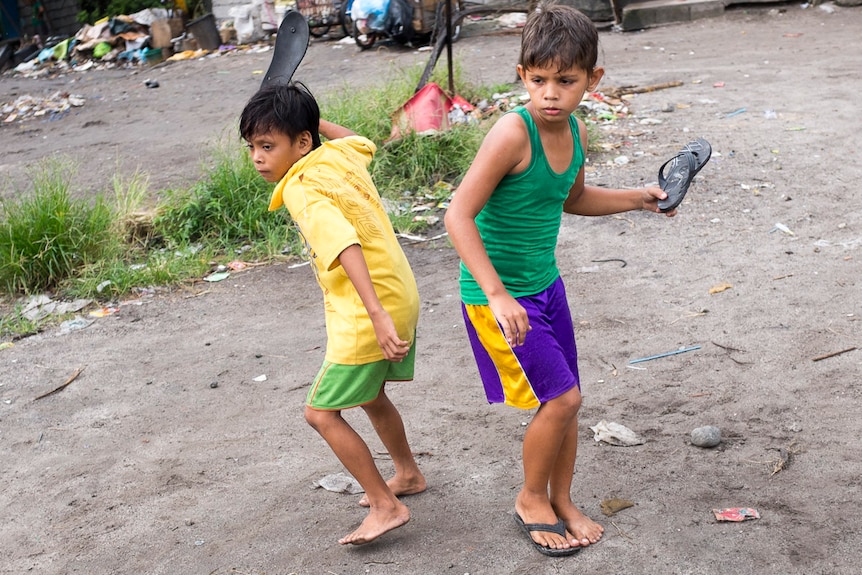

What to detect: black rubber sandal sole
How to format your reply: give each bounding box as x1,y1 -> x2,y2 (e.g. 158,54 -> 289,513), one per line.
261,11 -> 310,88
657,137 -> 712,213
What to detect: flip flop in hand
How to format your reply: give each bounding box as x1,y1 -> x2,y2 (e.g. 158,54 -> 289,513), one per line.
657,137 -> 712,212
261,11 -> 310,88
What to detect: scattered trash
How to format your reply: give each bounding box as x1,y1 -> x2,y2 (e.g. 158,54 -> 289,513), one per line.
813,237 -> 862,250
725,107 -> 746,118
709,282 -> 733,295
600,497 -> 635,516
34,366 -> 86,401
314,472 -> 364,494
203,271 -> 231,282
1,92 -> 85,124
811,347 -> 856,362
55,299 -> 93,314
763,109 -> 778,119
252,374 -> 267,382
591,258 -> 627,268
762,441 -> 802,475
770,222 -> 795,236
0,342 -> 14,351
590,420 -> 645,446
691,425 -> 721,448
144,79 -> 160,88
89,307 -> 119,317
96,280 -> 113,293
712,508 -> 760,522
389,82 -> 475,141
59,317 -> 95,334
22,294 -> 55,321
628,345 -> 701,364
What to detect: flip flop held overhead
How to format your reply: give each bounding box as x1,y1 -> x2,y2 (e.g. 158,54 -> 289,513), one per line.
260,10 -> 311,88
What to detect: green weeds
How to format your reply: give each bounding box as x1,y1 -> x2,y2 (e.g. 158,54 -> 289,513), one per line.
1,63 -> 596,338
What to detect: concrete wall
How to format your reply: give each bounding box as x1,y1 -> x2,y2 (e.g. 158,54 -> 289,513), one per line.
18,0 -> 81,38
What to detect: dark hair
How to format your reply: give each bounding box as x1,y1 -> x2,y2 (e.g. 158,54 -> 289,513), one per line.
239,82 -> 321,148
519,2 -> 599,73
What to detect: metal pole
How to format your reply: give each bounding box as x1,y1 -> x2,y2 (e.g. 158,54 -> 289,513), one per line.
445,0 -> 453,95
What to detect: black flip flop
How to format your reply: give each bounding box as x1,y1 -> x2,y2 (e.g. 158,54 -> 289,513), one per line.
657,137 -> 712,213
513,512 -> 581,557
261,11 -> 310,88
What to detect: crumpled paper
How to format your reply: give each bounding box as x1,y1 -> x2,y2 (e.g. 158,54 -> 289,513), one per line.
589,420 -> 645,446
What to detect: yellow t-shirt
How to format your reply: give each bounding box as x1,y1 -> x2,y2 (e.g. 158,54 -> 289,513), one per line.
269,136 -> 419,365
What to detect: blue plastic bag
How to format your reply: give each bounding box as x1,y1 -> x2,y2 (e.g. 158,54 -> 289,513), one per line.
352,0 -> 390,31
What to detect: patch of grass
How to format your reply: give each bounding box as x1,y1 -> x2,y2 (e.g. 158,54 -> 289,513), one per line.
0,301 -> 40,339
1,66 -> 569,319
153,143 -> 291,259
0,159 -> 116,294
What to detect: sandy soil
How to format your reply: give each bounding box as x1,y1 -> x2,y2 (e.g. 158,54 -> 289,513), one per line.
2,4 -> 861,574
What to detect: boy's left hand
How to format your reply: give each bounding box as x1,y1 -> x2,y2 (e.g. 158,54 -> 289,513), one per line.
642,185 -> 677,216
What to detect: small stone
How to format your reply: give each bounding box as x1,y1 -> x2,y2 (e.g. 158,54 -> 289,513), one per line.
691,425 -> 721,448
209,381 -> 219,389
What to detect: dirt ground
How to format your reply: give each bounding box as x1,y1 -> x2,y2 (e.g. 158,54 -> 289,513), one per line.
2,4 -> 862,574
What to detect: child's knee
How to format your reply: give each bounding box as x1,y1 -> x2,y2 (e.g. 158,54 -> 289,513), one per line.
304,405 -> 333,430
549,386 -> 582,413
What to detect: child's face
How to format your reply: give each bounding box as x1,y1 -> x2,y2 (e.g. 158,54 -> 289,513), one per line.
517,62 -> 604,124
245,129 -> 312,183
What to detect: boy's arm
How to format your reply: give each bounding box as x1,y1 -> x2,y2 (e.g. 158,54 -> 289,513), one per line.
563,118 -> 675,217
338,243 -> 410,362
319,119 -> 355,140
444,115 -> 532,347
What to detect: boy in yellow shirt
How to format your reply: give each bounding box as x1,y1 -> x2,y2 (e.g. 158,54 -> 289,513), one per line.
240,82 -> 426,545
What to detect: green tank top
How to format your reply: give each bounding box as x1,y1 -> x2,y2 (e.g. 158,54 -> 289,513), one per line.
459,106 -> 584,304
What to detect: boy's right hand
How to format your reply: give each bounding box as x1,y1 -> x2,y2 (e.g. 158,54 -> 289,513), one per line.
370,310 -> 411,362
489,294 -> 531,348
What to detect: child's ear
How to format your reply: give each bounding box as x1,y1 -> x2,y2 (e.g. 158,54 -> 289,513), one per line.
298,130 -> 314,154
588,67 -> 605,91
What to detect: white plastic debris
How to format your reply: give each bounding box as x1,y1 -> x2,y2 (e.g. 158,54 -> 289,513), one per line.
590,420 -> 645,446
314,472 -> 364,494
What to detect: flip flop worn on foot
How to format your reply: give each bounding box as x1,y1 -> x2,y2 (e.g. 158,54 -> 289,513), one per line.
513,512 -> 581,557
261,11 -> 310,88
657,137 -> 712,213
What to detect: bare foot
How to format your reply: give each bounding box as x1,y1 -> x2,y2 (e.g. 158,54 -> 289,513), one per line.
514,498 -> 572,552
358,475 -> 427,507
338,502 -> 410,545
553,502 -> 604,547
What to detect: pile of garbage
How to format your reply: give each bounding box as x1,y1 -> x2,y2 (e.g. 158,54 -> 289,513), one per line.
4,1 -> 284,78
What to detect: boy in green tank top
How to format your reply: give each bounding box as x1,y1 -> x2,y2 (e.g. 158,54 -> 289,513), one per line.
445,2 -> 677,557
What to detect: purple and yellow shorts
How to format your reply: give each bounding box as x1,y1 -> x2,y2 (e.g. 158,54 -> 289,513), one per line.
461,277 -> 580,410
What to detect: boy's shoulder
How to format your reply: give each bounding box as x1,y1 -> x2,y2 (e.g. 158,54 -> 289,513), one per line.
488,108 -> 532,144
326,134 -> 377,160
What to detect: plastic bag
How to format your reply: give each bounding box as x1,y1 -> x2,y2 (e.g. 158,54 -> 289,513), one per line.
385,0 -> 414,43
230,4 -> 264,44
353,0 -> 389,30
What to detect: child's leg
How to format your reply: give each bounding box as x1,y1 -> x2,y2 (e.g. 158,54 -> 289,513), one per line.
516,386 -> 582,551
304,406 -> 410,545
548,406 -> 604,546
357,386 -> 426,507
